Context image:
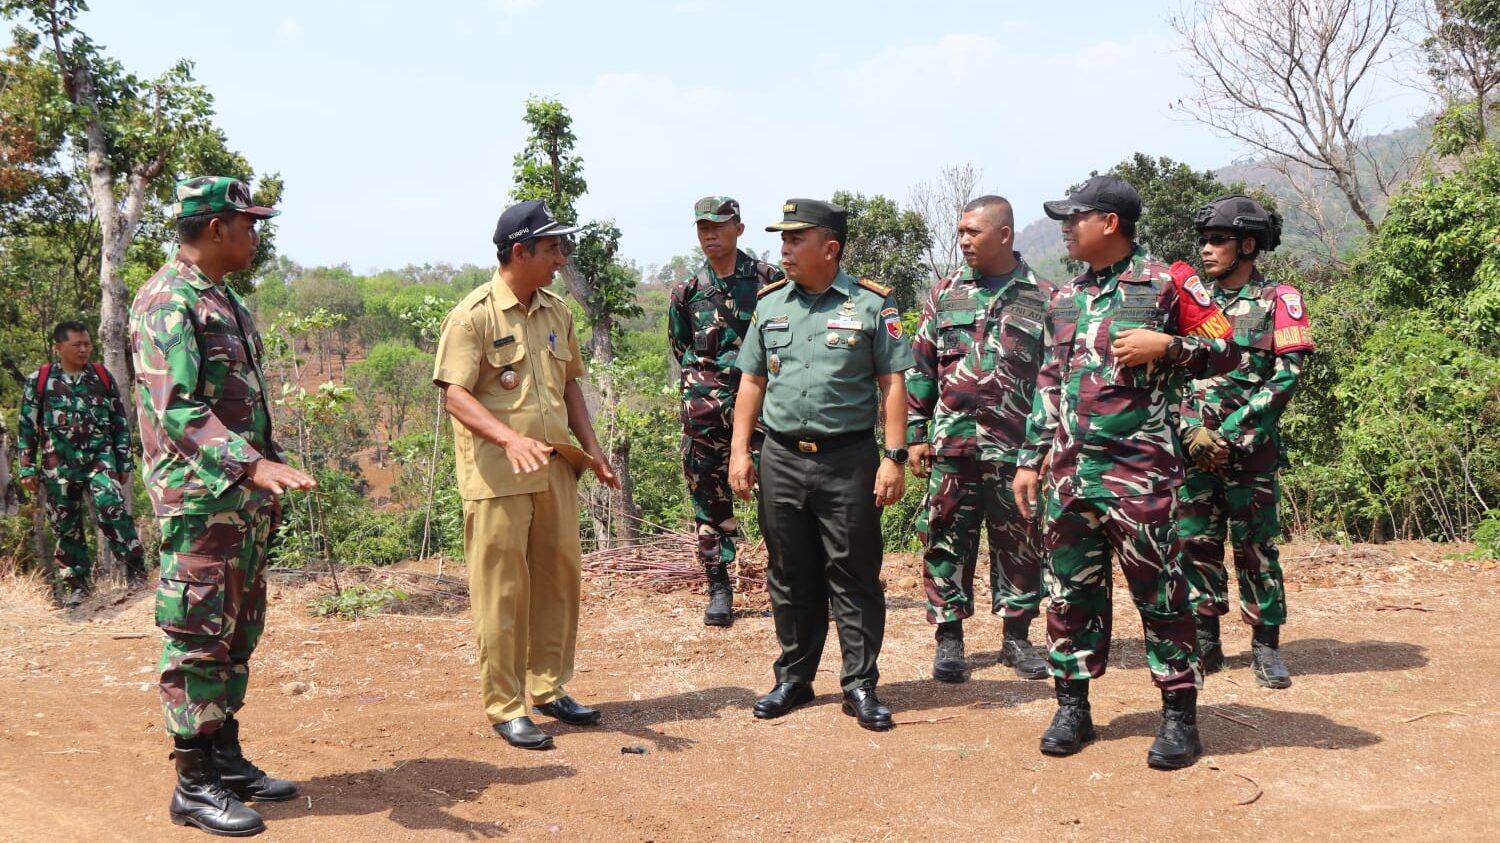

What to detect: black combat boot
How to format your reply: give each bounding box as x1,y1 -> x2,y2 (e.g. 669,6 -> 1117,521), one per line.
1251,624 -> 1292,689
211,717 -> 298,802
703,565 -> 734,627
1147,688 -> 1203,770
168,739 -> 265,836
998,617 -> 1050,680
931,620 -> 967,683
1195,613 -> 1224,674
1039,678 -> 1096,756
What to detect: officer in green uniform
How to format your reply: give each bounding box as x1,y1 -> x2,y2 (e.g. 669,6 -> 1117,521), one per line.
730,198 -> 914,731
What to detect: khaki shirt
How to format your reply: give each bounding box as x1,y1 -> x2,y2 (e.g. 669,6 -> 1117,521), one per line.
433,272 -> 585,500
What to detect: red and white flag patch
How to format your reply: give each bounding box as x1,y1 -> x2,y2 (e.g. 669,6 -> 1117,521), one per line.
881,307 -> 902,340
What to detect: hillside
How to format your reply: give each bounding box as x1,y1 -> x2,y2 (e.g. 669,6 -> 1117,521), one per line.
1014,121 -> 1434,273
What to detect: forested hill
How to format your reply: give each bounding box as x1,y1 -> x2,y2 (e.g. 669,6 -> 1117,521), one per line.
1013,121 -> 1434,275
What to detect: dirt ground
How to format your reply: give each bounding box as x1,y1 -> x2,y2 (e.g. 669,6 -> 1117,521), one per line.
1,541 -> 1496,843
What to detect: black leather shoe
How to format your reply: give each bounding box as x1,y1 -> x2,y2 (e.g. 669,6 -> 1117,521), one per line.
1196,614 -> 1225,674
999,638 -> 1050,680
753,682 -> 814,720
168,747 -> 266,837
1147,690 -> 1202,770
841,686 -> 894,731
1039,679 -> 1096,757
932,637 -> 968,683
535,696 -> 602,725
212,718 -> 297,802
1251,642 -> 1293,689
494,716 -> 554,750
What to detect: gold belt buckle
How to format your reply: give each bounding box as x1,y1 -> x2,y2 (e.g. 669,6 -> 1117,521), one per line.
797,440 -> 818,454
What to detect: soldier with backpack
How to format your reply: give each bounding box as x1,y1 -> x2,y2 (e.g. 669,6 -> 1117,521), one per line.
16,321 -> 146,602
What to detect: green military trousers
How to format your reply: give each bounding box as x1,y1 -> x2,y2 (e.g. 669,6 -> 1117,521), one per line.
1178,466 -> 1288,626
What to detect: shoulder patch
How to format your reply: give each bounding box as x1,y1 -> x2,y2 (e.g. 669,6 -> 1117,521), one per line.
856,278 -> 893,297
757,278 -> 790,298
1272,284 -> 1314,353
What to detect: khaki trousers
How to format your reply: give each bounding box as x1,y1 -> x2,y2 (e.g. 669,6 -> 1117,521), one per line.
463,458 -> 581,723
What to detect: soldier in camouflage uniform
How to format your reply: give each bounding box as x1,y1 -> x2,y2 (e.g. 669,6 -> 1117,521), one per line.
1014,176 -> 1240,770
669,196 -> 783,626
17,321 -> 146,601
131,177 -> 315,837
1178,195 -> 1312,690
907,196 -> 1051,683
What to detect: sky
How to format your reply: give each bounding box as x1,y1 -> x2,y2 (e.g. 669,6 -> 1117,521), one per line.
76,0 -> 1433,276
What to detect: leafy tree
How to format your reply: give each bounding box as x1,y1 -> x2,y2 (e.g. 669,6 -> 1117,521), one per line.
831,190 -> 930,312
347,342 -> 434,445
510,96 -> 643,543
1423,0 -> 1500,150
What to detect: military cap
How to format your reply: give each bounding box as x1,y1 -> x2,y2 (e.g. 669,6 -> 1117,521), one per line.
492,199 -> 582,246
174,176 -> 280,220
694,196 -> 741,222
1043,175 -> 1141,222
766,198 -> 848,239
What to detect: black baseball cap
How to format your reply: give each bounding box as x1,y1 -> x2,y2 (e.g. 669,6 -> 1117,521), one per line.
1043,175 -> 1142,222
766,198 -> 848,239
492,199 -> 582,247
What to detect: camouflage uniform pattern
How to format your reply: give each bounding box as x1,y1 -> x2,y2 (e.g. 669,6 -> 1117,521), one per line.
1019,247 -> 1240,690
131,253 -> 281,738
669,250 -> 781,570
907,259 -> 1052,622
17,364 -> 143,581
1179,273 -> 1311,626
154,507 -> 273,738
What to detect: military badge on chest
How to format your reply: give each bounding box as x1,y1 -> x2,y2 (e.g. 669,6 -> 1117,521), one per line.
500,367 -> 520,389
768,354 -> 781,375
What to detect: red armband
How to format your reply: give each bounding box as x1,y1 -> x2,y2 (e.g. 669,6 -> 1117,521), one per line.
1272,285 -> 1315,353
1169,261 -> 1232,339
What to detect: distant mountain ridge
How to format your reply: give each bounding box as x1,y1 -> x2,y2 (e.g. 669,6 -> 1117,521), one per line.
1013,121 -> 1432,277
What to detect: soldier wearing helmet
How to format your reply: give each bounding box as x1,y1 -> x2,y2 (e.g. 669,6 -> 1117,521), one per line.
1177,194 -> 1313,690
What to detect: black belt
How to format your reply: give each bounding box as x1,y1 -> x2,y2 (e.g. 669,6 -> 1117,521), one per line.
766,428 -> 872,455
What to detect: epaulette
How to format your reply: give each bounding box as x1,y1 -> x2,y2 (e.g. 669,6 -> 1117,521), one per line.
456,282 -> 493,311
856,278 -> 893,297
757,278 -> 790,297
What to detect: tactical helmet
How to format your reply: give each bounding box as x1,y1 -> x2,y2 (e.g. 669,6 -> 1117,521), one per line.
1193,194 -> 1281,252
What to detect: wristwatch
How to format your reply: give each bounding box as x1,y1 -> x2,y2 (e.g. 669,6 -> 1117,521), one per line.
883,448 -> 909,464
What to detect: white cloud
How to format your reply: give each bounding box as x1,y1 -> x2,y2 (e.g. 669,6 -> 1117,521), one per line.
493,0 -> 540,14
277,18 -> 302,46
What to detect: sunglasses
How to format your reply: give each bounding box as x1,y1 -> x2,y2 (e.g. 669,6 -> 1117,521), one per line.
1197,233 -> 1240,247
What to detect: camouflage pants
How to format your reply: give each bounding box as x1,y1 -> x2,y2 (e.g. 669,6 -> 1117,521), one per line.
1178,467 -> 1287,627
1043,491 -> 1200,691
155,507 -> 274,739
917,456 -> 1041,623
681,419 -> 762,571
40,464 -> 143,581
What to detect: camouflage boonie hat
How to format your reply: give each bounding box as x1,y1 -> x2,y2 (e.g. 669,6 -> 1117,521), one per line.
173,176 -> 281,220
694,196 -> 740,223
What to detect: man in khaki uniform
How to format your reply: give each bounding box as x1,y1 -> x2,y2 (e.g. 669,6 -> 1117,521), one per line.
433,199 -> 620,750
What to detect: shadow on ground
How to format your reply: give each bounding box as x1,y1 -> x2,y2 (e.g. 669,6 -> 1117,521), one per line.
258,757 -> 573,837
1101,704 -> 1383,755
1224,637 -> 1429,676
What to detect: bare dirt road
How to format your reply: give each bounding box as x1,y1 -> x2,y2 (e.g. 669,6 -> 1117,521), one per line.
1,542 -> 1495,842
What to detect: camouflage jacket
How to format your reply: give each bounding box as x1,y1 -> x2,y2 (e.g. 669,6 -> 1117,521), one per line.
1018,246 -> 1241,499
16,362 -> 132,478
669,250 -> 782,425
906,257 -> 1054,462
1180,272 -> 1313,474
129,255 -> 280,517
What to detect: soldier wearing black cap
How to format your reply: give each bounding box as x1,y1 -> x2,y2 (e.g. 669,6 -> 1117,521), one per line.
433,198 -> 621,750
1012,175 -> 1240,769
729,198 -> 914,731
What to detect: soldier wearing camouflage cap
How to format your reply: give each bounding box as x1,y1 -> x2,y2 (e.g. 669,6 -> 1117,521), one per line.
668,196 -> 783,626
906,196 -> 1052,684
1013,175 -> 1241,769
131,176 -> 314,836
17,320 -> 146,603
1178,194 -> 1310,690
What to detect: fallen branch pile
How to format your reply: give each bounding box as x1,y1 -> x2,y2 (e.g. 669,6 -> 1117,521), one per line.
582,529 -> 767,593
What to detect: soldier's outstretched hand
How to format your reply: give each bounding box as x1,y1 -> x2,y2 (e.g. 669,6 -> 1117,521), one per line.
246,459 -> 317,495
1013,467 -> 1041,520
729,450 -> 756,501
908,442 -> 932,479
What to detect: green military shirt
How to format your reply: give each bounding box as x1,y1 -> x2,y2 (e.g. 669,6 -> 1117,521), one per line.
739,270 -> 914,438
